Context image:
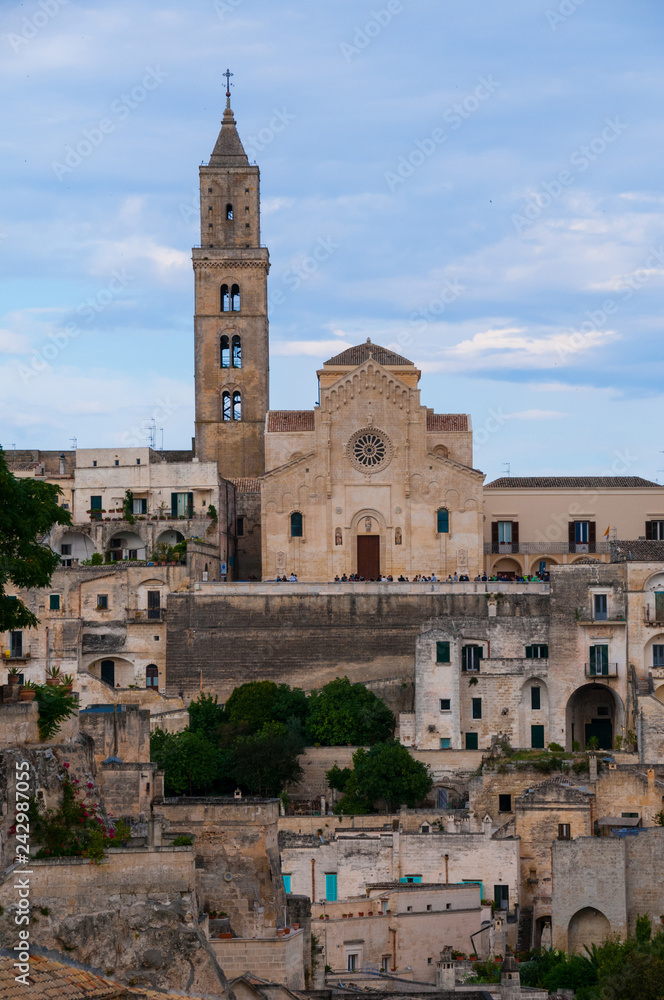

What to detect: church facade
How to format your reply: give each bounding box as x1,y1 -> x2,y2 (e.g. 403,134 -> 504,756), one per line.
262,343 -> 483,581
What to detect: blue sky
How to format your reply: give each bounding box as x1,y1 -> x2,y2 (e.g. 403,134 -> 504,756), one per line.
1,0 -> 663,481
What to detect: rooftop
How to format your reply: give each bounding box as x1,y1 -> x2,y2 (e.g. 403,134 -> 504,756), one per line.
611,539 -> 664,562
324,340 -> 414,368
426,413 -> 469,433
485,476 -> 661,489
267,411 -> 316,433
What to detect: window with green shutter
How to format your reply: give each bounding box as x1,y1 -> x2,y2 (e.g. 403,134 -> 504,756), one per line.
526,644 -> 549,659
589,644 -> 609,676
465,732 -> 479,750
49,594 -> 60,611
436,641 -> 450,663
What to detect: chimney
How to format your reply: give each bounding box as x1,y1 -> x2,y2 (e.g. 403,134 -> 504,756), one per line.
588,753 -> 598,782
59,453 -> 66,475
436,947 -> 455,990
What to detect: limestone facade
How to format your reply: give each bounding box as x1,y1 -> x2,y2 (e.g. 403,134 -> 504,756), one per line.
261,344 -> 483,583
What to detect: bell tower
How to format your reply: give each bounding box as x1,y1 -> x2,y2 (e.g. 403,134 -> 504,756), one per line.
194,72 -> 269,478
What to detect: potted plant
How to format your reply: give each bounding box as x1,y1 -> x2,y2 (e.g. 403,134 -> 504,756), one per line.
45,666 -> 62,687
7,666 -> 20,684
19,681 -> 36,702
60,673 -> 74,693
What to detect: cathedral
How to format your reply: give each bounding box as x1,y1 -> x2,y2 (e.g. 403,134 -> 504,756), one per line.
194,88 -> 484,582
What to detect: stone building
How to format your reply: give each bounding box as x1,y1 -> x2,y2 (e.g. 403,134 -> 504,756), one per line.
261,344 -> 483,583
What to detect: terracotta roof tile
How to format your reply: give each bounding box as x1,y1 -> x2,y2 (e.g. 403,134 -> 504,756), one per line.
266,411 -> 315,433
611,540 -> 664,562
231,478 -> 262,493
324,341 -> 413,367
486,476 -> 661,489
426,413 -> 469,432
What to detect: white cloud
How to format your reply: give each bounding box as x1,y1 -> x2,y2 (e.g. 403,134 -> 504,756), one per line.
503,409 -> 566,421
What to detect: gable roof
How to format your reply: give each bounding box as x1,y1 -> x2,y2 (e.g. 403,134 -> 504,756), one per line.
485,476 -> 661,489
267,411 -> 315,433
324,341 -> 413,368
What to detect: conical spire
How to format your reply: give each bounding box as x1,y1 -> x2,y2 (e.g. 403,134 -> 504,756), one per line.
208,69 -> 249,167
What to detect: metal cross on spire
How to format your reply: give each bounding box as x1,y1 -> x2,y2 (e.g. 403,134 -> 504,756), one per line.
223,68 -> 234,104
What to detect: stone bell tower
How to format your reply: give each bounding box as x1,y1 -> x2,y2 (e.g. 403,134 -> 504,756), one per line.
194,72 -> 270,478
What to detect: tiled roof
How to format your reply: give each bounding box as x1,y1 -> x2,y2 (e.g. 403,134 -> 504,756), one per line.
611,540 -> 664,562
231,478 -> 262,493
426,413 -> 469,432
0,952 -> 215,998
324,341 -> 413,367
485,477 -> 661,489
267,411 -> 315,433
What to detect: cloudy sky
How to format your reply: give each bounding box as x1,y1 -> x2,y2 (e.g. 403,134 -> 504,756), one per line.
1,0 -> 663,481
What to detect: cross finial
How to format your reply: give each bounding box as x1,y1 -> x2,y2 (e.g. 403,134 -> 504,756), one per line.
223,68 -> 234,108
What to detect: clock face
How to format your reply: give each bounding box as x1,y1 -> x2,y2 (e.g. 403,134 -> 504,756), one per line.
347,427 -> 393,474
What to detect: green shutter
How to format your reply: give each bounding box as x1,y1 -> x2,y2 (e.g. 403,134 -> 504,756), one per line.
436,641 -> 450,663
187,492 -> 194,518
171,493 -> 178,517
541,644 -> 549,659
465,732 -> 479,750
531,725 -> 545,749
437,509 -> 449,533
49,594 -> 60,611
525,645 -> 533,659
325,873 -> 337,901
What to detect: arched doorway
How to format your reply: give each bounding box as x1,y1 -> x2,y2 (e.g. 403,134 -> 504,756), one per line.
100,659 -> 115,686
566,684 -> 622,750
534,916 -> 552,950
568,907 -> 611,953
491,557 -> 521,579
146,664 -> 159,689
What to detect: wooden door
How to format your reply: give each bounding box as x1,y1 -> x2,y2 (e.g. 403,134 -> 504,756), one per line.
357,535 -> 380,580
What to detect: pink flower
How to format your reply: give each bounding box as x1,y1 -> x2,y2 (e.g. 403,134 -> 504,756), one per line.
73,779 -> 80,785
63,762 -> 70,769
87,782 -> 94,789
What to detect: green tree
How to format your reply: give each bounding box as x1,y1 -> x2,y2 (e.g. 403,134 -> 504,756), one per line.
188,692 -> 225,740
224,680 -> 308,736
306,677 -> 394,746
333,742 -> 432,813
150,728 -> 230,796
0,449 -> 71,631
232,722 -> 304,797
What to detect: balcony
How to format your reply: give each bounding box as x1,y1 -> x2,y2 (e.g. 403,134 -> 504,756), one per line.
126,609 -> 165,623
585,663 -> 619,679
2,652 -> 31,663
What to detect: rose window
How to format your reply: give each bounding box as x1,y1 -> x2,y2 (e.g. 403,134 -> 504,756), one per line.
347,428 -> 393,474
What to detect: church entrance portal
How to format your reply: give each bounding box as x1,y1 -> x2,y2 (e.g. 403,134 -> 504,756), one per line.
357,536 -> 380,580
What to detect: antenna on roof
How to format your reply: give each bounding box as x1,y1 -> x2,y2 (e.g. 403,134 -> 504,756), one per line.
503,462 -> 511,478
70,437 -> 77,450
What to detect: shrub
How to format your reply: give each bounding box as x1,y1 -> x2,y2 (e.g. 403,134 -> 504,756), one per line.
171,835 -> 194,846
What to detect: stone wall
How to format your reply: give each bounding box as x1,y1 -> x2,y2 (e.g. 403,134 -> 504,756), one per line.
165,587 -> 548,702
551,836 -> 627,951
0,848 -> 231,997
153,798 -> 287,940
79,704 -> 151,766
211,929 -> 304,988
0,702 -> 39,745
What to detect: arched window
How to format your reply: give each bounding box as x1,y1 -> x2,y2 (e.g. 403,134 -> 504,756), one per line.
232,334 -> 242,368
222,391 -> 231,421
146,664 -> 159,689
290,512 -> 303,537
230,283 -> 240,311
220,335 -> 230,368
232,391 -> 242,421
437,508 -> 449,534
220,284 -> 230,312
226,203 -> 233,220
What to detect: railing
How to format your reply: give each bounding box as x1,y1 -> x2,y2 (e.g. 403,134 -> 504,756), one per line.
484,541 -> 611,555
585,663 -> 619,678
127,609 -> 165,622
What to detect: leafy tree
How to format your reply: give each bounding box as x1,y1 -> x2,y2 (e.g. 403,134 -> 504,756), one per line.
224,680 -> 309,736
150,728 -> 231,796
306,677 -> 394,746
326,764 -> 353,792
188,693 -> 225,740
0,449 -> 71,631
232,722 -> 304,797
333,742 -> 432,813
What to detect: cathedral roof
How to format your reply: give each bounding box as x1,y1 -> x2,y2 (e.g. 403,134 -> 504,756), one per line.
427,413 -> 469,432
208,105 -> 250,167
324,340 -> 414,368
267,411 -> 316,433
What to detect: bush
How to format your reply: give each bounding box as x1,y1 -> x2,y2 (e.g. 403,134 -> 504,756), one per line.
548,742 -> 565,752
171,835 -> 194,846
33,684 -> 78,741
